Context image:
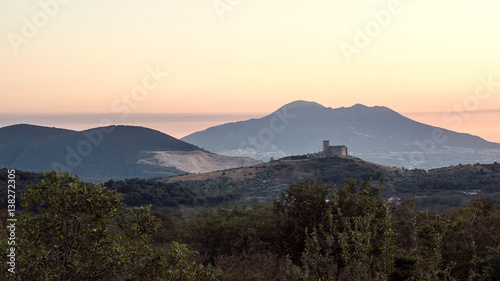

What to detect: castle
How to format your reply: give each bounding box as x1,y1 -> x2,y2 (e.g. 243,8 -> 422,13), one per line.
322,140 -> 348,158
276,140 -> 348,161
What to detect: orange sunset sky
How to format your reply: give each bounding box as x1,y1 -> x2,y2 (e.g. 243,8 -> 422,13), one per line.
1,0 -> 499,142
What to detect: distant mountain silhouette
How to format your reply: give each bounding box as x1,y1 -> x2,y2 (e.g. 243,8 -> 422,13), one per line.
182,100 -> 500,168
0,124 -> 260,182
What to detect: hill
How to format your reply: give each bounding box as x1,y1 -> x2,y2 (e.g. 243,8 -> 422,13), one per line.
3,157 -> 499,213
182,100 -> 500,169
167,156 -> 500,212
0,124 -> 260,182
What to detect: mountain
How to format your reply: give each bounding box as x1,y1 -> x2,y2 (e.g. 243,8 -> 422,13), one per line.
0,124 -> 260,182
182,100 -> 500,168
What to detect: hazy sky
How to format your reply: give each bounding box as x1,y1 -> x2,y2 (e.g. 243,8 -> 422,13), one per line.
1,0 -> 499,141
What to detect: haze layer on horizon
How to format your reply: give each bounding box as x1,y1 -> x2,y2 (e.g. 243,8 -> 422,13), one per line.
1,0 -> 499,142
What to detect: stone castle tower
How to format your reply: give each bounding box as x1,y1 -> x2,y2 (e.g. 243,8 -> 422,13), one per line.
323,140 -> 330,153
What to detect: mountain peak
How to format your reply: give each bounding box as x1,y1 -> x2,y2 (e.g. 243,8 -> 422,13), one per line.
341,104 -> 397,115
280,100 -> 325,110
345,103 -> 387,110
351,103 -> 369,109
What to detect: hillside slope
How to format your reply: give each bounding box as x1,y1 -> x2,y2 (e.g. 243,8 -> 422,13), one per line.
167,156 -> 500,211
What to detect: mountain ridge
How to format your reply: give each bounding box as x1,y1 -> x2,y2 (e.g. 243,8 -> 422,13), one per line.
0,124 -> 260,182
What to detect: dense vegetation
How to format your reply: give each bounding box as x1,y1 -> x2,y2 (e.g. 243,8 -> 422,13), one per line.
1,171 -> 499,280
166,179 -> 500,280
0,169 -> 234,211
0,172 -> 219,280
104,178 -> 237,208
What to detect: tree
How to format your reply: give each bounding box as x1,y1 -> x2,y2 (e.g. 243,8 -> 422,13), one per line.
441,199 -> 500,280
282,177 -> 396,280
2,171 -> 219,280
274,179 -> 333,263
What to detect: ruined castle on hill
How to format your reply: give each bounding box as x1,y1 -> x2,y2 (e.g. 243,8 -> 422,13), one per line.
277,140 -> 348,161
321,140 -> 348,158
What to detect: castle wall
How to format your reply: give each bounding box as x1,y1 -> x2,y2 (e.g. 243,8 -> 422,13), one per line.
328,146 -> 347,157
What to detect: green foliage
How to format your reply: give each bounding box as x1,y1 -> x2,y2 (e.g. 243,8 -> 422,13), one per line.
0,168 -> 44,209
215,252 -> 292,281
176,204 -> 276,261
2,170 -> 499,280
411,215 -> 456,280
478,245 -> 500,281
172,177 -> 499,281
280,178 -> 499,280
273,179 -> 333,263
288,177 -> 397,280
290,230 -> 338,281
174,204 -> 292,280
105,178 -> 236,208
391,199 -> 500,280
441,199 -> 500,280
0,171 -> 219,280
164,242 -> 221,281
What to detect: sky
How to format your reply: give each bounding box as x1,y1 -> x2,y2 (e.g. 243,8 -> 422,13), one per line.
1,0 -> 499,142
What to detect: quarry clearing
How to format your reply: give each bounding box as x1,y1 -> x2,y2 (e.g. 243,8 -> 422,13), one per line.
138,150 -> 261,175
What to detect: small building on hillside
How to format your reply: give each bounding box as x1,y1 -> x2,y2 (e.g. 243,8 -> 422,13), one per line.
322,140 -> 348,158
